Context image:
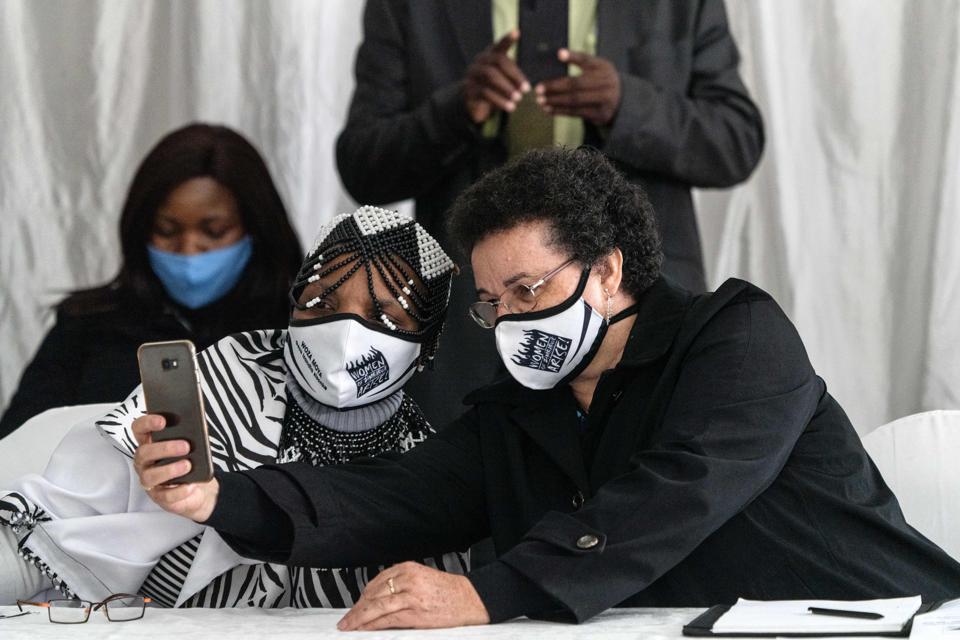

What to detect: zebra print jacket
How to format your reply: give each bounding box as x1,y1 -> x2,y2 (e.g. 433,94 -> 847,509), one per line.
0,330 -> 468,606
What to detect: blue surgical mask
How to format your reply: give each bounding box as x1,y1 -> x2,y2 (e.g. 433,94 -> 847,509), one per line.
147,235 -> 253,309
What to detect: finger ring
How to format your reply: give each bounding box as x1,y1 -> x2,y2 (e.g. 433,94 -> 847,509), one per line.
387,577 -> 396,595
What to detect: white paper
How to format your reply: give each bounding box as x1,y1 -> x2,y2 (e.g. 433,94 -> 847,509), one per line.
910,598 -> 960,637
713,595 -> 922,634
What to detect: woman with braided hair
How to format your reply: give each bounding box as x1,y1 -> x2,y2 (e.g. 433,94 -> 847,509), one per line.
0,206 -> 467,607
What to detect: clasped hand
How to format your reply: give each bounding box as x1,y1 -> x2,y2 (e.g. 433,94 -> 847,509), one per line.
464,29 -> 621,126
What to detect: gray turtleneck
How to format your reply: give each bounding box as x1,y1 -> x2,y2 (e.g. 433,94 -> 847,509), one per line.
285,379 -> 404,433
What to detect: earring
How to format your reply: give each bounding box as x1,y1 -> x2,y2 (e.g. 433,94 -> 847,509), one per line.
604,287 -> 612,323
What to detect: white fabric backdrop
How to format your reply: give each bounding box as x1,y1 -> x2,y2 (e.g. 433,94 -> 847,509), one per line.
1,0 -> 958,434
701,0 -> 960,432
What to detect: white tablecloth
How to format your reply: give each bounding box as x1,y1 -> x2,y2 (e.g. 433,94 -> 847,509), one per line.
0,606 -> 703,639
0,605 -> 920,639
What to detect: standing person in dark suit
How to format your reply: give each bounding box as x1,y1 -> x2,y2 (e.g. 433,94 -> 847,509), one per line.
336,0 -> 764,428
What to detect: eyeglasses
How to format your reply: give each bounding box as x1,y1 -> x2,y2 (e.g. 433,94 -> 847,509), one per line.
15,594 -> 151,624
469,258 -> 577,329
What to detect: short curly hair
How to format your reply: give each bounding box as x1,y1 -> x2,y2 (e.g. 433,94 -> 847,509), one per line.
446,147 -> 663,298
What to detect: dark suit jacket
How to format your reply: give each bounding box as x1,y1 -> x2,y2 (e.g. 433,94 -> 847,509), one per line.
335,0 -> 765,428
207,278 -> 960,623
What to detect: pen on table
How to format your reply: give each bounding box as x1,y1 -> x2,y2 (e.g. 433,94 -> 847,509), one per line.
807,607 -> 884,620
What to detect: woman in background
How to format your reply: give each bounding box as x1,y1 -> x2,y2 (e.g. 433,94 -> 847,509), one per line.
0,123 -> 302,439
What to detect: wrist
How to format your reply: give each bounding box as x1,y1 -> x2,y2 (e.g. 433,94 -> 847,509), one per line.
194,477 -> 219,523
460,574 -> 491,625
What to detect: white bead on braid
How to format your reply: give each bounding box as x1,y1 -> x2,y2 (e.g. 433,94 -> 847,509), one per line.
292,205 -> 457,364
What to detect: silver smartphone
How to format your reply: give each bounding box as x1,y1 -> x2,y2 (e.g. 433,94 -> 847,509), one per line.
137,340 -> 214,484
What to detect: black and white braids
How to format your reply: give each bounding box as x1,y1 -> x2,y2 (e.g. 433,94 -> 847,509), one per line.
289,206 -> 457,367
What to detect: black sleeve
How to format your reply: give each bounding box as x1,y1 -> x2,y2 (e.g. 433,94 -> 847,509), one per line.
203,470 -> 296,562
334,0 -> 485,204
602,0 -> 765,187
0,312 -> 81,439
468,558 -> 567,623
487,295 -> 822,623
208,457 -> 565,623
205,413 -> 490,568
206,416 -> 567,622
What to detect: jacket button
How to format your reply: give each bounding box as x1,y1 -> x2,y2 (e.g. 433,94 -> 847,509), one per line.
576,534 -> 599,550
572,491 -> 584,509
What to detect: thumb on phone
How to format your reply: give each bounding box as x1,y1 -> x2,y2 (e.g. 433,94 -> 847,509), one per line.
493,29 -> 520,54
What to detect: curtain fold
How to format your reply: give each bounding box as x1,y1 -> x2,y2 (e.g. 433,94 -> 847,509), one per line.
699,0 -> 960,432
0,0 -> 363,416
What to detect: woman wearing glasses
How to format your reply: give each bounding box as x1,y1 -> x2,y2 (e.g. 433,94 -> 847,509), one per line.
135,148 -> 960,630
0,206 -> 467,608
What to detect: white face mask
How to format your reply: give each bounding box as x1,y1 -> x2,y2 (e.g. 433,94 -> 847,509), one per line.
284,316 -> 422,408
494,270 -> 609,390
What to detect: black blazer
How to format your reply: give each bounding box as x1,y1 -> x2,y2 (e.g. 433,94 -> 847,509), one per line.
208,278 -> 960,623
336,0 -> 765,427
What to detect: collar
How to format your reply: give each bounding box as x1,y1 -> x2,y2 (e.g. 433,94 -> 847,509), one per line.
285,380 -> 405,433
463,277 -> 695,492
617,276 -> 694,367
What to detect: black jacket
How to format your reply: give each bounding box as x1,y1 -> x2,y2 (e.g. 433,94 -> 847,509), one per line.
337,0 -> 766,428
0,292 -> 285,440
207,278 -> 960,623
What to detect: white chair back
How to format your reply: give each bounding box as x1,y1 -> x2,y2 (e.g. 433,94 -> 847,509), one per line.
0,403 -> 118,486
862,410 -> 960,562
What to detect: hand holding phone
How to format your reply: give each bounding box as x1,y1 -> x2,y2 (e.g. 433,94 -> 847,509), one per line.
133,413 -> 220,522
136,340 -> 214,485
534,49 -> 622,126
463,30 -> 530,124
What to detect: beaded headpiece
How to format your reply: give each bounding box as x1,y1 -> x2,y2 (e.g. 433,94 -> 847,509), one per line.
290,206 -> 457,366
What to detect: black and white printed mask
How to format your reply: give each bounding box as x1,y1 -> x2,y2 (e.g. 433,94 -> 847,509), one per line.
494,269 -> 608,390
285,316 -> 422,408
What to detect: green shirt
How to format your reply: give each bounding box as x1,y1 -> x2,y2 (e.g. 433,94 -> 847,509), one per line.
485,0 -> 598,152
